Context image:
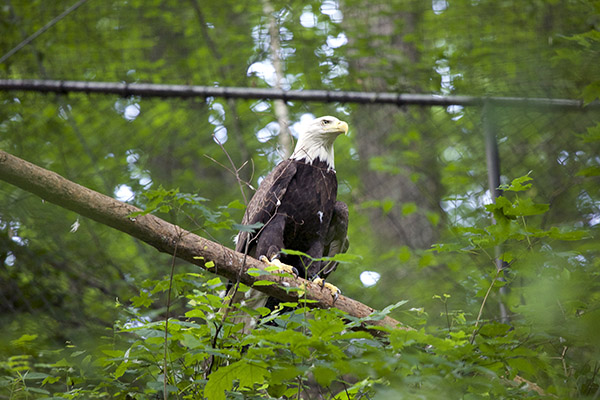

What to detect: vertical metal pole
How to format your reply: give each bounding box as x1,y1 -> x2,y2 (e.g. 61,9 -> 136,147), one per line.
483,101 -> 509,324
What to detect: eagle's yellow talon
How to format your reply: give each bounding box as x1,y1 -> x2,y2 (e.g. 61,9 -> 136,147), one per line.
313,277 -> 341,300
259,256 -> 297,276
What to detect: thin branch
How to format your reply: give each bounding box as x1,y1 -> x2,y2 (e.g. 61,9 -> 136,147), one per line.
211,134 -> 252,205
163,231 -> 182,400
470,258 -> 514,344
203,154 -> 254,193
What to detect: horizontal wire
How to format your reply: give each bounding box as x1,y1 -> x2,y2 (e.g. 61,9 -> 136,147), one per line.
0,78 -> 598,110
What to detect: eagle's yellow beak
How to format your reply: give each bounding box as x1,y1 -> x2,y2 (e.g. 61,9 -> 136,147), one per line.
338,120 -> 349,136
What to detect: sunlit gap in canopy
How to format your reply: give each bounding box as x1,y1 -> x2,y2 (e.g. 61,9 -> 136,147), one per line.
115,184 -> 134,202
114,67 -> 142,123
441,187 -> 492,227
254,112 -> 314,147
113,150 -> 152,202
114,99 -> 140,121
207,98 -> 228,144
247,1 -> 348,88
432,0 -> 448,15
577,190 -> 600,227
360,270 -> 381,287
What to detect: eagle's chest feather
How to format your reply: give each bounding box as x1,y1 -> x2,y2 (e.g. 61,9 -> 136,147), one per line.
280,160 -> 337,244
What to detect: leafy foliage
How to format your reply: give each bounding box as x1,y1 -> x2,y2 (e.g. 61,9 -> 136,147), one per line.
1,176 -> 598,399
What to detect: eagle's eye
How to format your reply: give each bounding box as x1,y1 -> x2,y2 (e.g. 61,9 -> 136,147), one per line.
321,119 -> 331,126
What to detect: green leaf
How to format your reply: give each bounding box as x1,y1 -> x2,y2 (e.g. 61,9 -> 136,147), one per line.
114,361 -> 128,379
580,123 -> 600,143
582,81 -> 600,104
279,248 -> 310,257
11,334 -> 38,347
499,252 -> 514,263
21,372 -> 49,380
233,222 -> 264,233
205,360 -> 268,400
478,323 -> 511,337
42,375 -> 61,385
185,309 -> 206,319
507,357 -> 537,377
499,174 -> 533,192
328,253 -> 362,263
576,166 -> 600,177
536,226 -> 589,241
368,300 -> 409,321
247,268 -> 265,276
227,199 -> 247,210
382,198 -> 395,214
131,290 -> 153,308
206,277 -> 223,287
508,198 -> 549,216
253,280 -> 275,286
309,311 -> 345,340
101,350 -> 123,358
401,202 -> 417,215
312,364 -> 338,386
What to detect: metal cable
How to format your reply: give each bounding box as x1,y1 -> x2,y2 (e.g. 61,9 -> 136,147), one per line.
1,78 -> 598,109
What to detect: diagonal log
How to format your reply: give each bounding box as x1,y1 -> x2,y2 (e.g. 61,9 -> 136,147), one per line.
0,150 -> 405,331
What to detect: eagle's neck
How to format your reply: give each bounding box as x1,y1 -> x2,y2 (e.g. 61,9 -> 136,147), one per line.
290,137 -> 336,170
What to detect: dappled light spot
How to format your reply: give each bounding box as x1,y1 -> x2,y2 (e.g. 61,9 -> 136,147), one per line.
256,122 -> 280,143
124,104 -> 140,121
326,33 -> 347,49
250,101 -> 270,112
4,252 -> 15,266
320,0 -> 343,23
213,125 -> 228,144
432,0 -> 448,14
300,9 -> 316,28
557,150 -> 569,165
360,270 -> 381,287
247,61 -> 277,87
115,184 -> 134,202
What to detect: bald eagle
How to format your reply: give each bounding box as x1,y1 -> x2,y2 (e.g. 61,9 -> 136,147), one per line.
230,116 -> 350,330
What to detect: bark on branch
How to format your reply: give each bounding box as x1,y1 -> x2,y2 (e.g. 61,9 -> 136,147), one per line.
0,150 -> 405,331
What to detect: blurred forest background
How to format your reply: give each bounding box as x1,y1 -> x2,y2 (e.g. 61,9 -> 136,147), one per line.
1,0 -> 599,398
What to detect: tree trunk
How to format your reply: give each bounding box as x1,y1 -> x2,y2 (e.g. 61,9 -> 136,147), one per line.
344,2 -> 442,250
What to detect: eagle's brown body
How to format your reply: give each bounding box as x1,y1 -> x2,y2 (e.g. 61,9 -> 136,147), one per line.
236,158 -> 347,281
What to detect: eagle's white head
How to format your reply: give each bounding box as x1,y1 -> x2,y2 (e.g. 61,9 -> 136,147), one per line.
290,116 -> 349,170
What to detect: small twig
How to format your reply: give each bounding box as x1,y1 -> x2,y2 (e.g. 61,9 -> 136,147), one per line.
203,154 -> 255,195
211,134 -> 252,205
444,300 -> 451,333
163,228 -> 183,400
205,225 -> 253,379
470,267 -> 502,344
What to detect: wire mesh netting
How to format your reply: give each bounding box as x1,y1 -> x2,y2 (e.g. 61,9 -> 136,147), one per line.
1,1 -> 600,396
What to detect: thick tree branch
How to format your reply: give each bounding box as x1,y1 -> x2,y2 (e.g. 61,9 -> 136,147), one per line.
0,150 -> 405,331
